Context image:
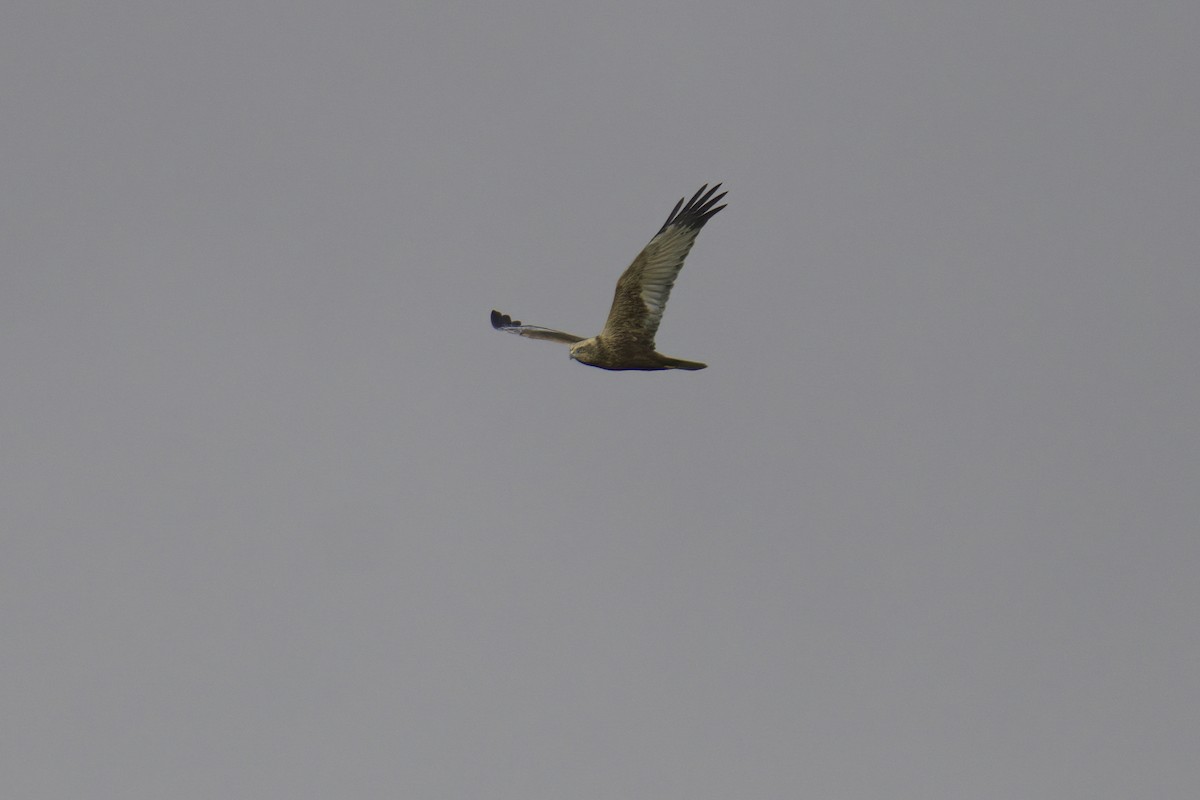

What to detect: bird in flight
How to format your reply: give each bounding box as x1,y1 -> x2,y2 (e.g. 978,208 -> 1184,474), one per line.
491,183 -> 727,371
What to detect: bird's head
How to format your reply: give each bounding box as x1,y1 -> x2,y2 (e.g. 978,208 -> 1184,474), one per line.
568,338 -> 598,364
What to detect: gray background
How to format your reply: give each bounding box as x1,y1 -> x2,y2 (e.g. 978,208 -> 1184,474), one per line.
3,2 -> 1198,798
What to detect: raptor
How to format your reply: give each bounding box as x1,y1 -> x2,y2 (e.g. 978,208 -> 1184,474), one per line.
491,184 -> 726,371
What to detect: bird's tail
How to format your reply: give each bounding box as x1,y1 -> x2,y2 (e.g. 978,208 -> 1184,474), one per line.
658,355 -> 707,371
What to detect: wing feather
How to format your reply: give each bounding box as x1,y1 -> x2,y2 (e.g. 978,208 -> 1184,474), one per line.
601,184 -> 726,345
490,309 -> 585,345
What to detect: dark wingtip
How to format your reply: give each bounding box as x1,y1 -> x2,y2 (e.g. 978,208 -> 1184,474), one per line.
658,183 -> 728,233
491,309 -> 519,330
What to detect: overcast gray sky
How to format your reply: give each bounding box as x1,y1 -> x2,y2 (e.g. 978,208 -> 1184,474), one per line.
3,2 -> 1198,798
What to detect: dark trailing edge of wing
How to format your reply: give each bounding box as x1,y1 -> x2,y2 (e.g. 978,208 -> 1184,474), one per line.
656,183 -> 727,235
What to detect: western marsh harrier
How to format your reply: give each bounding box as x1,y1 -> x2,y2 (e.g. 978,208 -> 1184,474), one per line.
491,183 -> 726,371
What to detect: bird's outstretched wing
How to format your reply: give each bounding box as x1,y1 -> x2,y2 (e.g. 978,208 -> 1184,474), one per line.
490,309 -> 585,345
601,184 -> 726,346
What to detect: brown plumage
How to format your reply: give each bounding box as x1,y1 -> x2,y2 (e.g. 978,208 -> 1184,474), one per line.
491,184 -> 726,371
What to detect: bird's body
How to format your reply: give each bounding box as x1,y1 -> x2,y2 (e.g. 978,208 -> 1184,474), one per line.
491,184 -> 726,371
570,333 -> 707,372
